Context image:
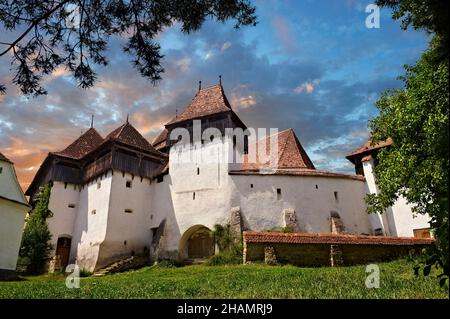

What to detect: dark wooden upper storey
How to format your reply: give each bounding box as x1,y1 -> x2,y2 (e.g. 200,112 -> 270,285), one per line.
154,84 -> 247,151
346,138 -> 393,176
26,122 -> 167,200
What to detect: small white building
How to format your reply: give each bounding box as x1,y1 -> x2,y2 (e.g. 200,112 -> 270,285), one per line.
346,139 -> 431,238
0,152 -> 29,275
24,82 -> 430,272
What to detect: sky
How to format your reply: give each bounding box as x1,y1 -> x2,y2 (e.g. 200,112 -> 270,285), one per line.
0,0 -> 430,192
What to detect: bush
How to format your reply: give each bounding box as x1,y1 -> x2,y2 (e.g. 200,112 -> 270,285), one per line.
207,224 -> 243,266
265,226 -> 294,233
19,184 -> 53,274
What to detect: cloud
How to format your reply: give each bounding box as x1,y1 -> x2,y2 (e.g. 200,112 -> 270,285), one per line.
271,15 -> 298,53
0,3 -> 426,190
221,42 -> 232,51
294,79 -> 319,94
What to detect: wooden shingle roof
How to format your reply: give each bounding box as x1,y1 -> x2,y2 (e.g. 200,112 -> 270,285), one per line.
166,84 -> 231,126
346,138 -> 393,163
53,128 -> 104,159
104,122 -> 162,155
243,231 -> 434,246
241,128 -> 315,171
152,128 -> 168,150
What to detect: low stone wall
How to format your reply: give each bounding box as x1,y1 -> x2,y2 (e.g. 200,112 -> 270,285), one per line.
243,231 -> 434,266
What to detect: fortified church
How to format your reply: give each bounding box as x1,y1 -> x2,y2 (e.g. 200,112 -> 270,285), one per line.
26,81 -> 431,272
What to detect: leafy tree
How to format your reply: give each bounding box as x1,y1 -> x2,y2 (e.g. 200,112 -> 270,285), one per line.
369,0 -> 449,287
367,43 -> 449,285
20,184 -> 54,274
376,0 -> 448,62
0,0 -> 257,95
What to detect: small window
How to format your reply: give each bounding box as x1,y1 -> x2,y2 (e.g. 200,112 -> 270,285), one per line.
250,184 -> 254,188
97,182 -> 101,189
124,209 -> 133,214
315,185 -> 318,189
0,167 -> 3,174
150,214 -> 153,220
91,209 -> 96,215
276,188 -> 281,200
193,192 -> 196,200
126,180 -> 132,188
334,191 -> 339,203
244,135 -> 249,154
156,175 -> 164,183
64,182 -> 68,189
123,240 -> 127,245
197,167 -> 200,175
68,203 -> 76,209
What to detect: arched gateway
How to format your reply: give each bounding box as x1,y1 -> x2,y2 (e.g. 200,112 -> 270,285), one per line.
179,225 -> 215,259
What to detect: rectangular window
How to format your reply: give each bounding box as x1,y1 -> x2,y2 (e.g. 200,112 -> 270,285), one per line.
91,209 -> 96,215
126,180 -> 132,188
97,182 -> 101,189
193,192 -> 196,200
124,209 -> 133,214
276,188 -> 281,200
0,167 -> 3,174
68,204 -> 76,208
334,191 -> 339,203
197,167 -> 200,175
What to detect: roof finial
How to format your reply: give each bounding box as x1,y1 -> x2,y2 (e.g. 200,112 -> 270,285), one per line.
198,80 -> 202,91
219,75 -> 222,86
91,114 -> 94,128
176,108 -> 178,118
126,113 -> 129,123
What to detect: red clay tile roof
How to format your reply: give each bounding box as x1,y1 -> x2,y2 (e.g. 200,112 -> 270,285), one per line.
346,138 -> 393,161
152,128 -> 168,150
240,128 -> 315,171
53,128 -> 104,159
0,151 -> 12,163
229,168 -> 365,181
243,231 -> 434,246
104,122 -> 162,155
166,84 -> 231,125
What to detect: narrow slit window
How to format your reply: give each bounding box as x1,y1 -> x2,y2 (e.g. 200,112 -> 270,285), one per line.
197,167 -> 200,175
193,192 -> 196,200
124,209 -> 133,214
68,204 -> 76,209
334,191 -> 339,203
277,188 -> 282,200
0,167 -> 3,174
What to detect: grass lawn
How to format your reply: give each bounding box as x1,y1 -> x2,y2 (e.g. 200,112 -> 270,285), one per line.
0,259 -> 448,299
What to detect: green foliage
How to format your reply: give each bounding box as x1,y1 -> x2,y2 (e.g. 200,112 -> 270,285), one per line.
208,224 -> 243,266
0,260 -> 447,298
0,0 -> 257,96
368,43 -> 449,284
79,269 -> 93,278
212,224 -> 233,252
19,184 -> 54,274
265,226 -> 294,233
376,0 -> 448,62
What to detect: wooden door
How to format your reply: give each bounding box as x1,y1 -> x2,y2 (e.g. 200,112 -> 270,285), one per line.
56,237 -> 71,269
187,229 -> 214,259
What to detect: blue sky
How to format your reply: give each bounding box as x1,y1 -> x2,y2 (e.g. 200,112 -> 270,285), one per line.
0,0 -> 430,189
